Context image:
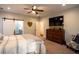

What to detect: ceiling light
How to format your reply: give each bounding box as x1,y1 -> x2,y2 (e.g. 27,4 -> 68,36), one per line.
7,7 -> 11,10
62,4 -> 66,6
32,11 -> 36,14
33,6 -> 37,9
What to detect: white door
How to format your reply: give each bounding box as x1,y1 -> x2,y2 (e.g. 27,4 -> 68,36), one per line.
3,20 -> 15,35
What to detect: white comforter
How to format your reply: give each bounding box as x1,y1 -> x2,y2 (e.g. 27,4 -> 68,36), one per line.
0,34 -> 46,54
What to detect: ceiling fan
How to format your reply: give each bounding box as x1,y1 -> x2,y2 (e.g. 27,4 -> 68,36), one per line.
24,5 -> 44,15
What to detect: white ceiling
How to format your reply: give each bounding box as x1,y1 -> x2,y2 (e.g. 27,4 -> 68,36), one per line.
0,4 -> 78,17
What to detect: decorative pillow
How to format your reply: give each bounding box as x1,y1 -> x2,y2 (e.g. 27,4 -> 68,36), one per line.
73,34 -> 79,44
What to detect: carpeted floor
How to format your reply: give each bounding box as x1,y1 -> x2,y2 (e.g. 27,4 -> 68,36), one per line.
44,40 -> 75,54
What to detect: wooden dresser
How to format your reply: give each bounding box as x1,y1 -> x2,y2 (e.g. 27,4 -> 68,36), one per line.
46,29 -> 66,44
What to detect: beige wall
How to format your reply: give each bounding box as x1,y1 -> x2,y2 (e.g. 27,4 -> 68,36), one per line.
36,18 -> 45,37
64,7 -> 79,43
0,11 -> 37,35
39,6 -> 79,43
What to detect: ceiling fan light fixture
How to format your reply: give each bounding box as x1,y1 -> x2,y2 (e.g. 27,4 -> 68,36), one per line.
33,5 -> 37,10
24,5 -> 44,15
32,11 -> 36,14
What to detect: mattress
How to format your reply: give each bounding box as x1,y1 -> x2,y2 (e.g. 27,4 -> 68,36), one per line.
0,34 -> 46,54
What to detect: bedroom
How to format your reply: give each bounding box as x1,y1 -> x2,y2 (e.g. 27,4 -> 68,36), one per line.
0,4 -> 79,54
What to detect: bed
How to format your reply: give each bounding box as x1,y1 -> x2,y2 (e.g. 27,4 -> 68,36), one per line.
0,34 -> 46,54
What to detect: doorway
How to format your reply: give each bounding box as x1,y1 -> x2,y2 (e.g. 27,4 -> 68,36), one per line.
15,20 -> 24,35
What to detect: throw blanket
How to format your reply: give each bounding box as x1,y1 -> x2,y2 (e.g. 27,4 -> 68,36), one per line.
0,34 -> 46,54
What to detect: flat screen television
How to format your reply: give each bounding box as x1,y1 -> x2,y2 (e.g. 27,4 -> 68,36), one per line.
49,16 -> 63,26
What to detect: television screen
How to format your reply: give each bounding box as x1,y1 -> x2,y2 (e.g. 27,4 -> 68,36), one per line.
49,16 -> 63,26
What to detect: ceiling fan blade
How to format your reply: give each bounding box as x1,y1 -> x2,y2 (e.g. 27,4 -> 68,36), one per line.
35,9 -> 44,12
27,11 -> 32,13
25,11 -> 32,14
24,8 -> 31,10
32,5 -> 37,10
35,11 -> 38,14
